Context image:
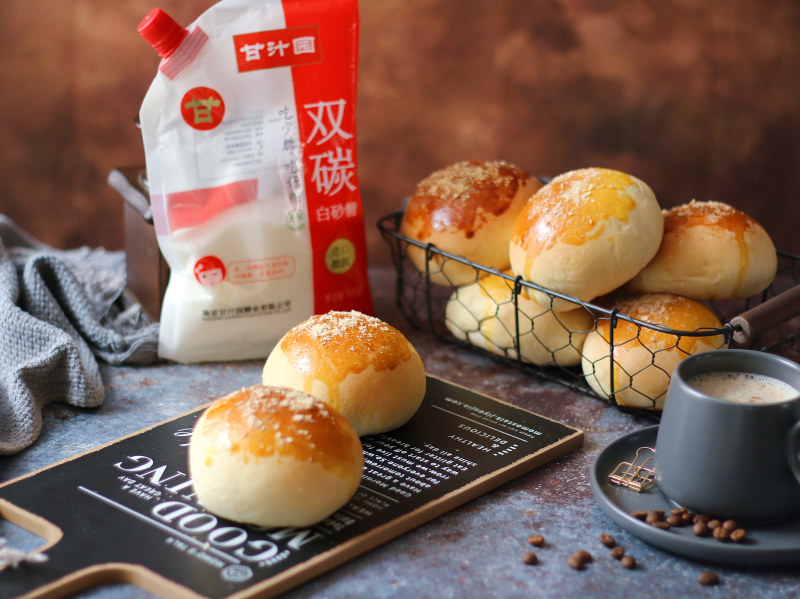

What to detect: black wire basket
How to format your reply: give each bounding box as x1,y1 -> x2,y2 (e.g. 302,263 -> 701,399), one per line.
378,211 -> 800,416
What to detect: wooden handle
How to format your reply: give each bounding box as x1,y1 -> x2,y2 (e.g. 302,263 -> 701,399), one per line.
730,284 -> 800,345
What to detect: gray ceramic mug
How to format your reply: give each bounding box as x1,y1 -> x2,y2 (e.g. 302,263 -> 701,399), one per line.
655,349 -> 800,523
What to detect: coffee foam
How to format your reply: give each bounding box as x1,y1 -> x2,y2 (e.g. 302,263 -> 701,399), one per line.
688,371 -> 799,404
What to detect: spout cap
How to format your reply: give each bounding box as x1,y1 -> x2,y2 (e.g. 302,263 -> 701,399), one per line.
138,8 -> 187,58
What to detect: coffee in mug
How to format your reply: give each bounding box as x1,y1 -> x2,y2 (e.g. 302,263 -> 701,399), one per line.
687,371 -> 799,404
655,349 -> 800,522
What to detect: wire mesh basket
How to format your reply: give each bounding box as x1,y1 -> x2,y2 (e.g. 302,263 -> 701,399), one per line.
378,211 -> 800,416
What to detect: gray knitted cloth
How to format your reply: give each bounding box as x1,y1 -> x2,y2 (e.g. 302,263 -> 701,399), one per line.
0,216 -> 160,455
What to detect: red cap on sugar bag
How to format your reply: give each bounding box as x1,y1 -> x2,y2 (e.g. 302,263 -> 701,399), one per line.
138,8 -> 188,58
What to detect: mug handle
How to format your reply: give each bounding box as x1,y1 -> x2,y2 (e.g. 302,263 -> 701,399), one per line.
790,420 -> 800,484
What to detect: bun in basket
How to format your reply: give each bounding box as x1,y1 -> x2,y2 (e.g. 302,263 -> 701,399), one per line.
262,311 -> 426,436
626,200 -> 777,300
581,294 -> 727,410
445,271 -> 594,366
189,385 -> 363,527
509,167 -> 663,311
400,160 -> 542,286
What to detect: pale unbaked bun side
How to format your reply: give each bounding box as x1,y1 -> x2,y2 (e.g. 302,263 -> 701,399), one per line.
581,294 -> 727,410
626,200 -> 778,300
189,385 -> 363,528
445,272 -> 594,366
400,160 -> 543,286
262,311 -> 426,436
509,167 -> 664,311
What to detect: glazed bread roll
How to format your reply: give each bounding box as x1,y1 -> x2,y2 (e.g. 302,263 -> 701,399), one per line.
509,167 -> 663,311
189,385 -> 363,527
627,200 -> 777,300
581,294 -> 726,410
400,160 -> 542,286
445,271 -> 594,366
262,311 -> 426,436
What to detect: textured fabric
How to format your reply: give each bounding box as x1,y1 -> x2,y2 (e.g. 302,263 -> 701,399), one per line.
0,216 -> 160,455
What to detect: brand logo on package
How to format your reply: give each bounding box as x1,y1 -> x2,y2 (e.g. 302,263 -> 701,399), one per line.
234,25 -> 322,72
181,87 -> 225,130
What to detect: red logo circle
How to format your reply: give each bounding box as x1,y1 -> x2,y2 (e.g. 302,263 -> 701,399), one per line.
194,255 -> 226,287
181,87 -> 225,131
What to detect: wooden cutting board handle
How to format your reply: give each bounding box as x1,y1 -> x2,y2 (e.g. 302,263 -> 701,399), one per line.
730,284 -> 800,345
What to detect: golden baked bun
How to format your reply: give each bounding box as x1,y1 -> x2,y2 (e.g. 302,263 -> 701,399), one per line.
627,200 -> 777,300
189,385 -> 363,527
262,311 -> 426,436
445,271 -> 594,366
400,160 -> 542,286
509,167 -> 663,311
581,294 -> 727,410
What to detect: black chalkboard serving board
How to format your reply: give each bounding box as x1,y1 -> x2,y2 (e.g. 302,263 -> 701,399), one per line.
0,376 -> 583,599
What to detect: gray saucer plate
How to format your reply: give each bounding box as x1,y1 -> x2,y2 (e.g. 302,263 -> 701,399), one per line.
590,425 -> 800,567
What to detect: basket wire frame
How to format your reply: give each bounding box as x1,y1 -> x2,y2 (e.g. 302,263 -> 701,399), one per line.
378,211 -> 800,416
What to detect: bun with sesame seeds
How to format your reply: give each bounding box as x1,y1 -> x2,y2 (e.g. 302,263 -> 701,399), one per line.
580,293 -> 727,410
400,160 -> 543,286
262,311 -> 426,436
626,200 -> 777,300
509,167 -> 664,311
188,385 -> 364,527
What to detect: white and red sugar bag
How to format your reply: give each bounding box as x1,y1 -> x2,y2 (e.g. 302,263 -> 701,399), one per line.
138,0 -> 373,363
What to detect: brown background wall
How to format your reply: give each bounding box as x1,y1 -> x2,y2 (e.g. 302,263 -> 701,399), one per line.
2,0 -> 799,268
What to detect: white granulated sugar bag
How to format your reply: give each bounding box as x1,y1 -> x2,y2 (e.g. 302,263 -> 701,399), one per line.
138,0 -> 373,363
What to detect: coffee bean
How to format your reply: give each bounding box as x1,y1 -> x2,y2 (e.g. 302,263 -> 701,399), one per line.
730,528 -> 747,543
522,551 -> 538,565
631,510 -> 648,520
670,507 -> 687,516
571,549 -> 592,564
698,571 -> 720,586
693,521 -> 710,537
666,515 -> 683,527
693,513 -> 710,524
707,519 -> 721,530
713,526 -> 730,541
621,555 -> 636,569
680,511 -> 694,524
646,510 -> 665,523
566,554 -> 585,570
528,534 -> 545,547
722,519 -> 739,532
610,546 -> 625,560
651,521 -> 671,530
600,533 -> 616,548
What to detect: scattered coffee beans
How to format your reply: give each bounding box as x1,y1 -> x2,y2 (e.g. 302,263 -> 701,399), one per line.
698,570 -> 720,586
521,531 -> 646,576
522,551 -> 538,565
528,534 -> 545,547
630,506 -> 748,546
